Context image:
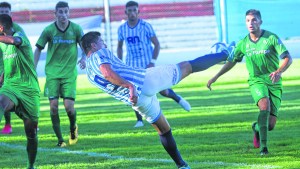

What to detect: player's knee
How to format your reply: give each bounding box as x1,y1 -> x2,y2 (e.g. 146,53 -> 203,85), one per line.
65,106 -> 75,115
25,127 -> 37,139
269,123 -> 275,131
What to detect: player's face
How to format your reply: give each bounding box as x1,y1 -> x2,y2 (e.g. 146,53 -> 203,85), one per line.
245,14 -> 262,33
0,7 -> 11,16
94,36 -> 107,50
55,7 -> 69,24
125,6 -> 139,22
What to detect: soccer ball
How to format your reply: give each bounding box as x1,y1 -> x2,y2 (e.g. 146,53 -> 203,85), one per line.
209,42 -> 227,54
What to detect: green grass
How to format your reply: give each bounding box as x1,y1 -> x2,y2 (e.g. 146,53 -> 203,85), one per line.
0,60 -> 300,169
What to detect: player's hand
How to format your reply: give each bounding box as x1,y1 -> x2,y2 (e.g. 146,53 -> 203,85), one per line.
269,71 -> 282,83
77,57 -> 86,69
207,77 -> 217,91
129,84 -> 138,105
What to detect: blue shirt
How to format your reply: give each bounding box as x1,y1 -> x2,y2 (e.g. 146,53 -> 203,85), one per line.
86,48 -> 146,105
118,19 -> 156,68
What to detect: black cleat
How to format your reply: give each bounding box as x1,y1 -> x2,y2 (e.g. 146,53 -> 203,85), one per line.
260,147 -> 269,156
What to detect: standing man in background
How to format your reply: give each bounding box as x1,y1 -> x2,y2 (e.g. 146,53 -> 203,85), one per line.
207,9 -> 292,155
117,1 -> 191,128
0,14 -> 40,169
34,1 -> 85,147
0,1 -> 26,134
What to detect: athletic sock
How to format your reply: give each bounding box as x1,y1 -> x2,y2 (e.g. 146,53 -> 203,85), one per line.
50,114 -> 64,142
189,51 -> 228,72
160,89 -> 181,103
134,110 -> 143,121
68,110 -> 77,131
4,112 -> 11,125
159,129 -> 186,167
258,110 -> 270,149
27,136 -> 38,169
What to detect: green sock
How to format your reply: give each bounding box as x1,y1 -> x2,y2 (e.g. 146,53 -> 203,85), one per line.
68,110 -> 77,131
258,110 -> 270,150
50,114 -> 64,142
27,136 -> 38,169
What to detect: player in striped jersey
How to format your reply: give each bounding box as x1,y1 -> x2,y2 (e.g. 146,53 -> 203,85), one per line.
0,1 -> 26,134
81,31 -> 234,169
117,1 -> 191,128
207,9 -> 293,155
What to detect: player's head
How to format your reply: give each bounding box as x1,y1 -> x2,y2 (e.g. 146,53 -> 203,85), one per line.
0,14 -> 12,34
81,31 -> 107,56
245,9 -> 262,33
55,1 -> 69,23
0,2 -> 12,16
125,1 -> 139,22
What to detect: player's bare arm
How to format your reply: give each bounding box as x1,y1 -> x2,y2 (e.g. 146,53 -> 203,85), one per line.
33,48 -> 42,69
0,35 -> 21,45
269,54 -> 293,83
100,63 -> 138,104
117,40 -> 124,60
207,61 -> 237,90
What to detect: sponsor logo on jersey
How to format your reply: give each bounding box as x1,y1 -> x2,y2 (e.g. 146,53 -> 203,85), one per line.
3,53 -> 17,60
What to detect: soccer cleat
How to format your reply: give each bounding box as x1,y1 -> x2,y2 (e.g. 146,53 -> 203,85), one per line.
260,147 -> 269,156
252,122 -> 260,148
1,124 -> 12,134
69,124 -> 78,145
134,121 -> 144,128
57,141 -> 67,147
177,95 -> 191,112
178,164 -> 191,169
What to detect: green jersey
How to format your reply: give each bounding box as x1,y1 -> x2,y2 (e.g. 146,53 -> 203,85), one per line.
0,23 -> 25,74
36,21 -> 83,78
233,30 -> 288,81
0,31 -> 39,90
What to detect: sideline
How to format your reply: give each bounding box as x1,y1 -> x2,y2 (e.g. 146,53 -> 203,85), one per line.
0,142 -> 280,168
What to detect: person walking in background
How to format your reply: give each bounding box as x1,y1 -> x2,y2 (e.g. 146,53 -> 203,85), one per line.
34,1 -> 85,147
81,31 -> 235,169
0,1 -> 26,134
117,1 -> 191,128
0,14 -> 40,169
207,9 -> 292,155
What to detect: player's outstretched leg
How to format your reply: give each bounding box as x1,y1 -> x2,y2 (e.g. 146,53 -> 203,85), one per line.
152,114 -> 190,169
159,89 -> 191,112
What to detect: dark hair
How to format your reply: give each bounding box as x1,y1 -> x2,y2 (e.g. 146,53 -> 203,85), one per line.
126,1 -> 139,8
0,2 -> 11,10
55,1 -> 69,10
81,31 -> 101,55
246,9 -> 261,20
0,14 -> 12,30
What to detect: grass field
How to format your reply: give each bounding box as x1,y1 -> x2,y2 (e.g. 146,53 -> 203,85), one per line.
0,60 -> 299,169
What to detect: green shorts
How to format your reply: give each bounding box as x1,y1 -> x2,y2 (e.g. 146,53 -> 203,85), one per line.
0,86 -> 40,122
44,76 -> 77,99
249,79 -> 282,117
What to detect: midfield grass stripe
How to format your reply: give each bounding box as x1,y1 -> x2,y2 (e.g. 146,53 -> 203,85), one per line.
0,142 -> 280,168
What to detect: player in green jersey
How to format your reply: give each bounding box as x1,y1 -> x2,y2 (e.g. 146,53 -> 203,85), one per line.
34,1 -> 85,147
0,14 -> 40,169
0,1 -> 26,134
207,9 -> 293,155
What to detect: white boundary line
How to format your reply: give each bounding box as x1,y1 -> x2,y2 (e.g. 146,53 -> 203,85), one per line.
0,142 -> 280,168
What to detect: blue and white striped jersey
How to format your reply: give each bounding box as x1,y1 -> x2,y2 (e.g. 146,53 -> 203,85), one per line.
118,19 -> 156,68
86,48 -> 146,105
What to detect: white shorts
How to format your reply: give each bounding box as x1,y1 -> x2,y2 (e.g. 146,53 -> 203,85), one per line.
132,64 -> 181,123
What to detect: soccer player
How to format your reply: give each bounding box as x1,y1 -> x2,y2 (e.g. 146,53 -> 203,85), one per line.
0,1 -> 26,134
207,9 -> 293,155
117,1 -> 191,128
81,31 -> 234,169
0,14 -> 40,169
34,1 -> 85,147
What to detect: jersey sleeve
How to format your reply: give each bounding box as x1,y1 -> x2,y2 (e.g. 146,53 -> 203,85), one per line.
117,25 -> 124,41
229,40 -> 244,62
15,32 -> 30,48
271,35 -> 289,59
35,28 -> 49,49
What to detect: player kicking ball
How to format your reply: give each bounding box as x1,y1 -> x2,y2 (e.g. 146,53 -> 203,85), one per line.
80,31 -> 234,168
